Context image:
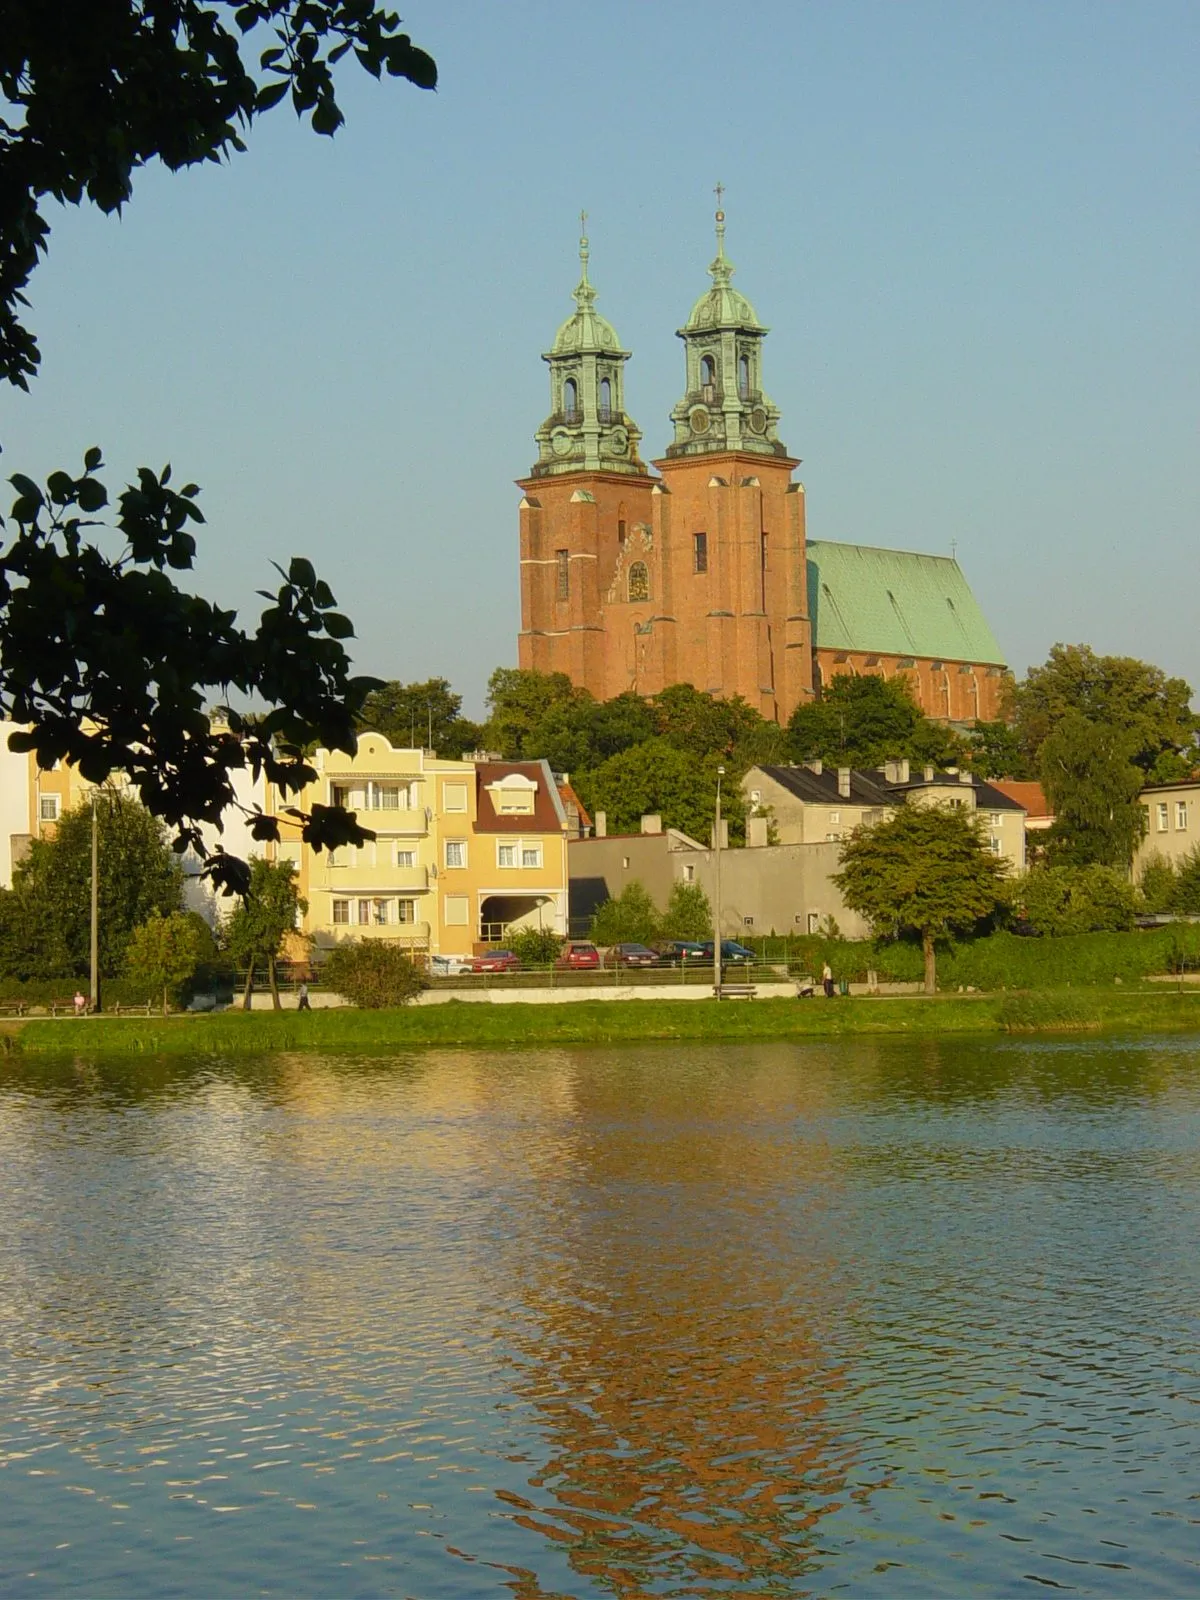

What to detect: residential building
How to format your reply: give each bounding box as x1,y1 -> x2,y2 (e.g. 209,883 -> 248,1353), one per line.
1135,780 -> 1200,876
518,209 -> 1007,726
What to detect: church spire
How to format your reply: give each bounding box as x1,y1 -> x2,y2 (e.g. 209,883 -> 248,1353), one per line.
665,192 -> 787,460
530,218 -> 644,479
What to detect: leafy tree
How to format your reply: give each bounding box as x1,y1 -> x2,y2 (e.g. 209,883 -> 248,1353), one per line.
1175,848 -> 1200,915
833,805 -> 1008,993
225,857 -> 306,1009
358,678 -> 482,758
577,739 -> 743,844
588,693 -> 658,763
125,910 -> 209,1014
1040,713 -> 1146,868
506,926 -> 564,968
484,669 -> 591,760
1137,854 -> 1179,915
788,674 -> 961,771
1017,645 -> 1197,779
322,941 -> 426,1008
0,793 -> 182,980
590,881 -> 660,948
1015,866 -> 1136,936
1,4 -> 437,890
969,719 -> 1034,780
660,880 -> 713,942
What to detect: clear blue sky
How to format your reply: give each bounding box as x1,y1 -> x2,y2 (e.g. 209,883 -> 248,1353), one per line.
3,0 -> 1196,716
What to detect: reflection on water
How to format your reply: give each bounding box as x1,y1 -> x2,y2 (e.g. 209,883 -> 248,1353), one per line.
0,1038 -> 1198,1597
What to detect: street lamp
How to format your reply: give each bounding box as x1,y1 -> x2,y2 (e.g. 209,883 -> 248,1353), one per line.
714,765 -> 725,996
89,789 -> 101,1014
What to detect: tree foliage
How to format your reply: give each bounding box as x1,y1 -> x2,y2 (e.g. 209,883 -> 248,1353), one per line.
322,940 -> 426,1008
660,879 -> 713,942
224,856 -> 306,1008
590,881 -> 660,947
1016,865 -> 1136,936
788,674 -> 964,771
0,793 -> 182,979
1,3 -> 437,892
505,926 -> 564,967
1040,713 -> 1146,868
833,804 -> 1008,992
125,910 -> 210,1014
575,739 -> 742,845
358,677 -> 483,758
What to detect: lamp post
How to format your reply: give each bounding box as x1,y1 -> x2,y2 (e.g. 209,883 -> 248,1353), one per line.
713,765 -> 724,995
89,789 -> 101,1014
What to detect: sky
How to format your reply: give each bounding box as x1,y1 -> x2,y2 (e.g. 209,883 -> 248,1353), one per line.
2,0 -> 1196,717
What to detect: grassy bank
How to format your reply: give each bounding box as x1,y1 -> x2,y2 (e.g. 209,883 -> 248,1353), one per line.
8,989 -> 1200,1055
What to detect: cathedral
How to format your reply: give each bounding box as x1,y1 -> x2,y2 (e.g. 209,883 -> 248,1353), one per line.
517,206 -> 1007,726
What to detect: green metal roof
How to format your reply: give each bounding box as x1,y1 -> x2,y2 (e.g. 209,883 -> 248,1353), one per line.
806,541 -> 1005,665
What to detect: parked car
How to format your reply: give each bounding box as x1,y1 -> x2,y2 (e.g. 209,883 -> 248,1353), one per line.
657,940 -> 709,966
470,949 -> 522,973
429,953 -> 475,976
609,942 -> 659,969
697,940 -> 757,966
556,940 -> 601,970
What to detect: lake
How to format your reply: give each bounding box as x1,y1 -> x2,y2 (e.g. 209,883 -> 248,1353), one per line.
0,1036 -> 1198,1597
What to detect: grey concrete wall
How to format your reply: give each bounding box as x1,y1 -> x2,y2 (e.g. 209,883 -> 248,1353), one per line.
684,841 -> 873,940
568,834 -> 677,918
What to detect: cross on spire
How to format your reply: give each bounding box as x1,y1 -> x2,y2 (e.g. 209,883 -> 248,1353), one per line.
714,181 -> 725,212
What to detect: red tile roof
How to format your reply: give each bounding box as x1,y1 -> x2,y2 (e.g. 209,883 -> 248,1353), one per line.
991,780 -> 1052,819
474,761 -> 565,834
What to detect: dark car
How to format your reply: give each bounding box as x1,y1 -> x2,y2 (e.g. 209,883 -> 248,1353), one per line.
610,942 -> 659,968
657,940 -> 709,966
470,949 -> 522,973
556,940 -> 602,970
698,940 -> 757,966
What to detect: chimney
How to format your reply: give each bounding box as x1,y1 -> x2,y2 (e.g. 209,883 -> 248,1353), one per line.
837,767 -> 851,799
883,757 -> 910,785
747,815 -> 769,848
959,769 -> 974,785
640,813 -> 663,835
923,765 -> 935,782
710,818 -> 729,849
806,759 -> 823,775
594,810 -> 607,838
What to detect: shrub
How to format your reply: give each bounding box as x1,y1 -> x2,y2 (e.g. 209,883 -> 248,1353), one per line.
590,880 -> 660,946
321,941 -> 427,1009
507,927 -> 564,967
660,880 -> 712,942
1016,865 -> 1136,936
1175,848 -> 1200,914
1138,854 -> 1178,914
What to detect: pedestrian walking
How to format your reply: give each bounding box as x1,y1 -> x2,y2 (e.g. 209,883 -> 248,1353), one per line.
822,961 -> 835,999
297,982 -> 311,1012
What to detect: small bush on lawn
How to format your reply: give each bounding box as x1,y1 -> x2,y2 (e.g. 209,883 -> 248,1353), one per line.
322,942 -> 428,1009
507,927 -> 564,967
999,993 -> 1101,1033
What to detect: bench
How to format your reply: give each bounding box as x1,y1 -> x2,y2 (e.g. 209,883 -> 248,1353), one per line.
0,1001 -> 27,1017
714,983 -> 757,1000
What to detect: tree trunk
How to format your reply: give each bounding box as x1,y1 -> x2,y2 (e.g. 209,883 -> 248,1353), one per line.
268,953 -> 281,1010
241,966 -> 254,1011
922,929 -> 937,996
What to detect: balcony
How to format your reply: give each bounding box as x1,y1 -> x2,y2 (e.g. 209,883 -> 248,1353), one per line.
393,865 -> 430,892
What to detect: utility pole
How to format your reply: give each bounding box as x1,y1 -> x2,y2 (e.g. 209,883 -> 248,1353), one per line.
714,765 -> 724,996
89,789 -> 101,1014
427,701 -> 433,751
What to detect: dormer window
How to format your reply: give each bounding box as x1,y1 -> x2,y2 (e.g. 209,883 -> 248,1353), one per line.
700,354 -> 716,403
563,377 -> 579,424
486,774 -> 539,814
599,376 -> 612,423
738,353 -> 750,399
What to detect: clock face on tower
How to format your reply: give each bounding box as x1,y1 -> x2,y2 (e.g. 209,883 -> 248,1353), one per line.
608,426 -> 629,456
551,427 -> 573,457
688,404 -> 711,435
748,407 -> 768,435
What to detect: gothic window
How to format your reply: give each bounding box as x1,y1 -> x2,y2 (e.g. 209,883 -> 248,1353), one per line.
628,561 -> 649,602
556,548 -> 569,600
700,354 -> 716,401
738,353 -> 750,399
693,531 -> 708,574
617,519 -> 627,545
564,377 -> 578,423
599,376 -> 612,423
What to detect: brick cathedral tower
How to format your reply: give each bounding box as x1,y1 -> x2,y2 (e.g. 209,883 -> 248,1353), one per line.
518,205 -> 813,720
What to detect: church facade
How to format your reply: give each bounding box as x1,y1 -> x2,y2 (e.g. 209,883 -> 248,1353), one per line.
517,210 -> 1007,726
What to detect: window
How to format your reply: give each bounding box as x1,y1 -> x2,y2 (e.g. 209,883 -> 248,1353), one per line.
693,531 -> 708,574
700,354 -> 716,400
332,899 -> 350,925
622,856 -> 630,869
372,898 -> 390,925
825,832 -> 841,842
557,548 -> 570,601
443,782 -> 467,813
498,843 -> 516,868
738,352 -> 750,399
375,785 -> 400,810
332,780 -> 412,810
357,899 -> 371,926
743,916 -> 754,928
445,839 -> 466,869
683,864 -> 695,883
397,899 -> 416,924
494,786 -> 535,814
627,561 -> 649,602
807,912 -> 821,934
395,847 -> 417,868
329,844 -> 356,868
1157,803 -> 1169,832
1177,801 -> 1188,831
38,794 -> 60,822
563,377 -> 578,423
617,518 -> 627,545
989,837 -> 1002,855
444,894 -> 469,926
522,844 -> 543,869
829,811 -> 841,825
990,812 -> 1002,827
599,376 -> 612,423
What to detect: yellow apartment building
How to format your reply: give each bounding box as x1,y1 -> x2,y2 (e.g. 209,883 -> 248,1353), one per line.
268,734 -> 569,961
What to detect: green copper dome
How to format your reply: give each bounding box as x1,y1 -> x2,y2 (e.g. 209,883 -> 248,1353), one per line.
546,231 -> 628,358
680,208 -> 764,334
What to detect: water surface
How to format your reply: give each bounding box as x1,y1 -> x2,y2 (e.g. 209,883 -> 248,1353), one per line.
0,1036 -> 1198,1597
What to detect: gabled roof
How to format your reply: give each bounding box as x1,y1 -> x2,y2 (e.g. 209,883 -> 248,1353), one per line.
991,780 -> 1051,818
885,771 -> 1025,812
807,541 -> 1005,665
753,764 -> 894,808
474,760 -> 567,834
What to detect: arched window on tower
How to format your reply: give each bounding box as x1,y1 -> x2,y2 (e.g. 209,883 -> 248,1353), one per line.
738,353 -> 750,400
563,377 -> 578,424
599,377 -> 612,423
628,561 -> 649,603
700,354 -> 716,403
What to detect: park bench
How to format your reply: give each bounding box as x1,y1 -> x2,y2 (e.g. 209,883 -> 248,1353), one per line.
0,1000 -> 27,1017
714,982 -> 757,1000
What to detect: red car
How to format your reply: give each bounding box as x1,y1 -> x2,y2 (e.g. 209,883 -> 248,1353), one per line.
556,940 -> 601,970
470,949 -> 522,973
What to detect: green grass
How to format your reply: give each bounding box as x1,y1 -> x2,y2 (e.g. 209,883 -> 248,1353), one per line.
8,989 -> 1200,1055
